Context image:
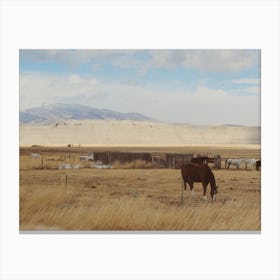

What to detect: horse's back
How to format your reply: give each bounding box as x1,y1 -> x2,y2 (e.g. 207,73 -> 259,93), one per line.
181,163 -> 214,182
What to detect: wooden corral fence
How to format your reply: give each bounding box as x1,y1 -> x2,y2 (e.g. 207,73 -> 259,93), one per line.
213,155 -> 222,169
91,152 -> 195,168
91,152 -> 221,169
165,154 -> 221,169
165,154 -> 193,169
93,152 -> 152,165
23,150 -> 222,170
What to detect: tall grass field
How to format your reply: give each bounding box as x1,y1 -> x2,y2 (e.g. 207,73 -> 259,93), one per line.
20,147 -> 261,231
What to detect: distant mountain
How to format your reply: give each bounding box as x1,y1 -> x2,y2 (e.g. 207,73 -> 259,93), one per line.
19,103 -> 154,124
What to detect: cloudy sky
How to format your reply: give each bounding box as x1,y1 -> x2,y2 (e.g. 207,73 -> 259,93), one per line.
19,49 -> 260,126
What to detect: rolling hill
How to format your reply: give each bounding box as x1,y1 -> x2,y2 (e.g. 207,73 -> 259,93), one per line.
19,103 -> 154,124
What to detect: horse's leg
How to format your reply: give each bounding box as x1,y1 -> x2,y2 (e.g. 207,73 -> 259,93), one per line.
182,177 -> 187,190
237,164 -> 239,170
187,178 -> 195,196
202,182 -> 207,201
210,182 -> 216,201
212,190 -> 216,201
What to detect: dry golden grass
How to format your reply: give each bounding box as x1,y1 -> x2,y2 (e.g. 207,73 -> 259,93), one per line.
20,147 -> 261,231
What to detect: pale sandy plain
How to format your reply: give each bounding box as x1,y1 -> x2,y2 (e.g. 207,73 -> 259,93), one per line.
20,120 -> 261,146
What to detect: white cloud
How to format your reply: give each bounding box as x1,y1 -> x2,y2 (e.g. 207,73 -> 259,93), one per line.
68,74 -> 82,84
229,86 -> 260,96
20,50 -> 139,68
162,87 -> 260,125
20,73 -> 260,126
20,49 -> 260,73
232,78 -> 260,84
146,49 -> 259,73
193,87 -> 228,99
20,73 -> 98,110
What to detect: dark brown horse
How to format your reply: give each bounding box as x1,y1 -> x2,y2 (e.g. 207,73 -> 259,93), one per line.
181,163 -> 218,200
256,160 -> 261,171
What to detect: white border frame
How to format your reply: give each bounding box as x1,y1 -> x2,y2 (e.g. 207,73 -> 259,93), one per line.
1,1 -> 280,279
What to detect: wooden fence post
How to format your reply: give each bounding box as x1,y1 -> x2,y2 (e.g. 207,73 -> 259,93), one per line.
41,156 -> 44,169
133,153 -> 135,169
